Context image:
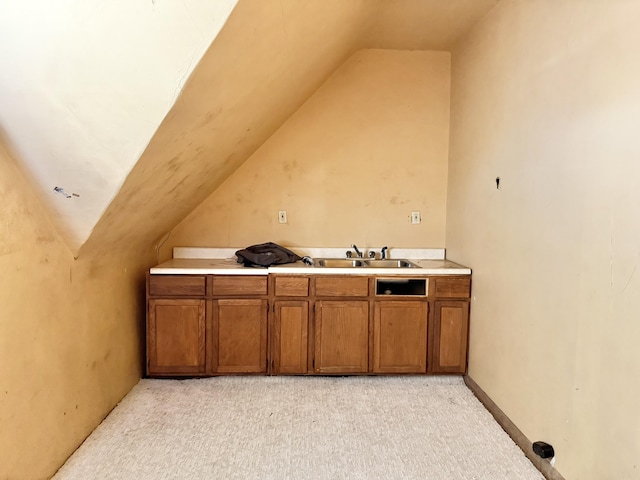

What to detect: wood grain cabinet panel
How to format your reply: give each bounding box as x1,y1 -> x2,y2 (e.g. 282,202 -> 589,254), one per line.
211,276 -> 268,296
211,299 -> 268,373
431,277 -> 471,299
274,276 -> 309,297
149,275 -> 206,296
431,300 -> 469,373
315,276 -> 369,297
147,299 -> 206,375
373,301 -> 428,373
272,301 -> 309,374
314,300 -> 369,373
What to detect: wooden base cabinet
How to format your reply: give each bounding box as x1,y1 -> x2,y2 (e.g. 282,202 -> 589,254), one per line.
373,301 -> 428,373
431,300 -> 469,373
146,274 -> 268,377
272,301 -> 309,374
147,272 -> 471,377
211,299 -> 268,374
428,277 -> 471,374
147,298 -> 206,375
314,300 -> 369,373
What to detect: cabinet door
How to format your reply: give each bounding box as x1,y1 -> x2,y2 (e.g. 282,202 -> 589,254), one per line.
147,299 -> 206,375
314,300 -> 369,373
273,301 -> 309,374
431,300 -> 469,373
212,299 -> 268,373
373,301 -> 428,373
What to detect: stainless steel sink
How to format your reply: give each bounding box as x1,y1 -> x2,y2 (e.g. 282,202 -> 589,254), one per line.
365,259 -> 420,268
316,259 -> 367,268
313,258 -> 420,268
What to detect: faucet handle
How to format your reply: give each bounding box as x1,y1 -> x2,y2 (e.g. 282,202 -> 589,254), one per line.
346,250 -> 353,258
368,251 -> 376,259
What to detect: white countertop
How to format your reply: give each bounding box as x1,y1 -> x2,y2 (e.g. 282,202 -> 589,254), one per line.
150,247 -> 471,275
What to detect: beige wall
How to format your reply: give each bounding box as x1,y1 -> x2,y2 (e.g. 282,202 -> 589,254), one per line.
447,2 -> 640,479
0,138 -> 154,479
164,49 -> 451,258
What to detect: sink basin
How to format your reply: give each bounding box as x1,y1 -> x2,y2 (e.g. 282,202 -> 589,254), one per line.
313,258 -> 420,268
366,259 -> 420,268
316,259 -> 367,268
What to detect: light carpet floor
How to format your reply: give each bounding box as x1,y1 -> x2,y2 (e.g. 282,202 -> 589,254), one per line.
53,376 -> 544,480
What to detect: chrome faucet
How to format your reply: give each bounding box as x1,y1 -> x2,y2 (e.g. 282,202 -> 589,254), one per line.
381,246 -> 388,260
351,244 -> 363,258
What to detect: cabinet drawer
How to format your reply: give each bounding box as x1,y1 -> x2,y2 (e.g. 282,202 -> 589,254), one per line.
149,275 -> 206,296
315,276 -> 369,297
431,277 -> 471,298
211,276 -> 268,296
274,276 -> 310,297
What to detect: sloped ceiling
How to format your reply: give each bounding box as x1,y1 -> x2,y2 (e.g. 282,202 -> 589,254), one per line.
0,0 -> 238,253
0,0 -> 499,257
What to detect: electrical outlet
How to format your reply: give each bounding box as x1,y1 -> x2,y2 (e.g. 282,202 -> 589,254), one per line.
278,210 -> 287,224
411,211 -> 421,224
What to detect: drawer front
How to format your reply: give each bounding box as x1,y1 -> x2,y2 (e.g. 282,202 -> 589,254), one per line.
274,276 -> 310,297
149,275 -> 206,296
315,276 -> 369,297
432,277 -> 471,298
211,276 -> 268,296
